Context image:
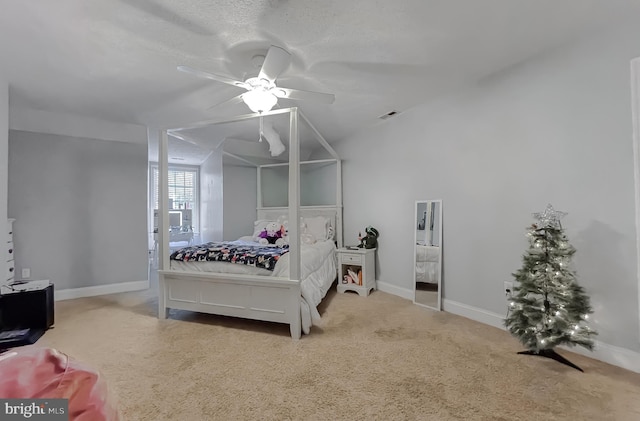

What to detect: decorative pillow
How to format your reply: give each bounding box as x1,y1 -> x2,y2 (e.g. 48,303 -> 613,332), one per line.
276,217 -> 316,244
252,219 -> 276,242
301,231 -> 317,245
302,216 -> 332,241
275,216 -> 304,233
254,216 -> 332,243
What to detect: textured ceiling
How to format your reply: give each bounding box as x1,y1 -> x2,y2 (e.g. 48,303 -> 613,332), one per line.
2,0 -> 640,152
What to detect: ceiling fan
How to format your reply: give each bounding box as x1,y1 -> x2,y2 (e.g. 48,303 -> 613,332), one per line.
177,45 -> 335,113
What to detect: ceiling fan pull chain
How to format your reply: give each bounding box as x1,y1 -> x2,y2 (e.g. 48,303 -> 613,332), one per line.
259,116 -> 264,142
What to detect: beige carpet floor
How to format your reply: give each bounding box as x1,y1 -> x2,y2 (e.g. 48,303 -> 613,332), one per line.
32,283 -> 640,421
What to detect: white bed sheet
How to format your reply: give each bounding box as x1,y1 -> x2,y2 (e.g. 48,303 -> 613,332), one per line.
416,245 -> 440,284
416,244 -> 439,262
169,239 -> 337,334
170,260 -> 272,276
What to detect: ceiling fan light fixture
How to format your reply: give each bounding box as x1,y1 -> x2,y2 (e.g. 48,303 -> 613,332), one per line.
242,89 -> 278,113
178,46 -> 334,112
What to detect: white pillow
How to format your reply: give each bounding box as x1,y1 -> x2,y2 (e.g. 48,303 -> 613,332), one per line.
275,216 -> 306,233
301,231 -> 317,244
303,216 -> 332,241
275,217 -> 319,244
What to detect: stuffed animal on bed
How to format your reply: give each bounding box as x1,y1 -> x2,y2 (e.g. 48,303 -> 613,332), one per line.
275,225 -> 289,247
258,221 -> 283,245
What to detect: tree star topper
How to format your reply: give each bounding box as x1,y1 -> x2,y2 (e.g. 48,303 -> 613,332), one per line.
533,204 -> 567,229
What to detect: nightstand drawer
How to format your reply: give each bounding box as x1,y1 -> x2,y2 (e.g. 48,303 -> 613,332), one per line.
341,253 -> 362,264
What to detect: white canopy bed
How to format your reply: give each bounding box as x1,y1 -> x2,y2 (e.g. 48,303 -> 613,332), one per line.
156,107 -> 342,339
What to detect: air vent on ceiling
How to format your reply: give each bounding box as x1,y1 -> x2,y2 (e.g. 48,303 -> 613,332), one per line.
378,110 -> 400,120
170,157 -> 185,161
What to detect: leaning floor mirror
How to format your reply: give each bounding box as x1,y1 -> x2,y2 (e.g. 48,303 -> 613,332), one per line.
414,200 -> 442,311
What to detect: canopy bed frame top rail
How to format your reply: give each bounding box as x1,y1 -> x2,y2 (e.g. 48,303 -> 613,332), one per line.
156,107 -> 342,339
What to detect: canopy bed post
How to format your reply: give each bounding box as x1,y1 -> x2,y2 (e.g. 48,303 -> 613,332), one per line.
288,108 -> 301,281
158,129 -> 170,319
288,107 -> 301,338
336,159 -> 343,248
257,165 -> 262,209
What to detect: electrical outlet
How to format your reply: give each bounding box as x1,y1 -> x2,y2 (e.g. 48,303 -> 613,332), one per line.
21,268 -> 31,279
504,281 -> 513,298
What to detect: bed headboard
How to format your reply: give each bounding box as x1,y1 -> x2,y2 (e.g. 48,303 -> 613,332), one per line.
257,206 -> 343,247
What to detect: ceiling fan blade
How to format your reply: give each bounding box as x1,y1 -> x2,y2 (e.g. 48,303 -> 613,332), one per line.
258,45 -> 291,83
207,93 -> 246,110
273,87 -> 335,104
177,65 -> 249,89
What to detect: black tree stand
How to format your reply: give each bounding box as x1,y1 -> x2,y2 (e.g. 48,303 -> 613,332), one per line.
518,349 -> 583,372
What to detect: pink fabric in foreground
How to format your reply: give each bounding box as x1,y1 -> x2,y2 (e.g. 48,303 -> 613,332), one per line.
0,347 -> 120,420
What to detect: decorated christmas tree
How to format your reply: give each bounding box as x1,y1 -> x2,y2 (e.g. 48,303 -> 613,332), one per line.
505,204 -> 597,371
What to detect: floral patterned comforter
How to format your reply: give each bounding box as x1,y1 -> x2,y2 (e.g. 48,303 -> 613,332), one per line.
170,241 -> 289,271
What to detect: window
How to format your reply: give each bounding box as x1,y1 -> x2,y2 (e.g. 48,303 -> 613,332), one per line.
152,166 -> 199,231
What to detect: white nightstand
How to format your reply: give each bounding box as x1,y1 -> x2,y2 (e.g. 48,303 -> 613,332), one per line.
336,247 -> 376,297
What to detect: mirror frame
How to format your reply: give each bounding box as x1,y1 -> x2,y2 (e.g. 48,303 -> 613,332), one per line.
413,199 -> 442,311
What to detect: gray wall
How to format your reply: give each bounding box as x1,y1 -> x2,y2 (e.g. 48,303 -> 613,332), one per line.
222,161 -> 337,240
8,130 -> 148,289
260,162 -> 338,208
223,165 -> 257,241
333,23 -> 640,352
260,165 -> 288,207
301,161 -> 337,206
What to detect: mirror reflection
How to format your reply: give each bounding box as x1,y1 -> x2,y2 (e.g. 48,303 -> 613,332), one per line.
414,200 -> 442,310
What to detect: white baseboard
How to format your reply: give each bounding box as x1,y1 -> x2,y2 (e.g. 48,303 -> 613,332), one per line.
443,298 -> 640,374
55,280 -> 149,301
443,299 -> 507,330
558,338 -> 640,374
376,281 -> 413,301
376,288 -> 640,372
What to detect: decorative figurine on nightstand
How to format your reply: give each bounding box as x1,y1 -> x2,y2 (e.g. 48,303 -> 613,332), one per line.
358,226 -> 379,249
